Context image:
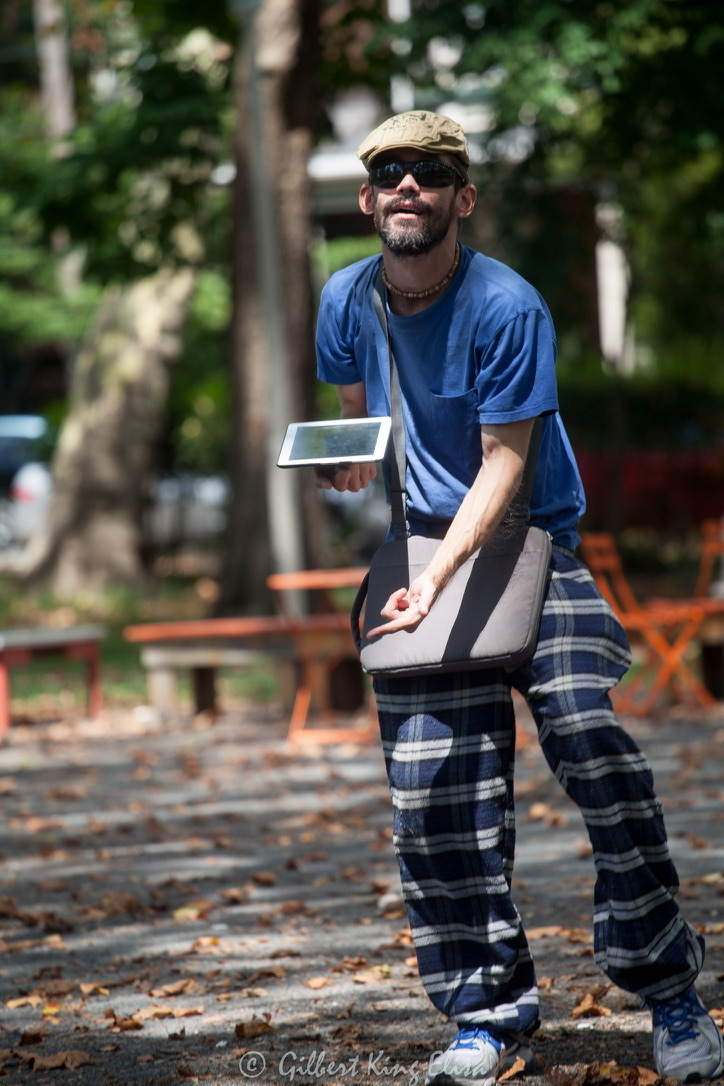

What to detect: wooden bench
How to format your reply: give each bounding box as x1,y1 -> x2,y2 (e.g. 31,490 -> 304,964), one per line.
123,613 -> 376,744
0,624 -> 106,736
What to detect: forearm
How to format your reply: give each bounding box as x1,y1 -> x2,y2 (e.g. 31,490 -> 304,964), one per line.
424,447 -> 524,593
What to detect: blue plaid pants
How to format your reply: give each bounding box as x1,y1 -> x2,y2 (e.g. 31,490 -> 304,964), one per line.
373,548 -> 705,1034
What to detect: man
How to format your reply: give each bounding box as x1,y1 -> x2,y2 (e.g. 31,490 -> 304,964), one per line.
314,111 -> 724,1085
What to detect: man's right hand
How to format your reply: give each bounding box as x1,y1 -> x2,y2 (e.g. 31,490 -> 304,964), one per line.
314,463 -> 377,492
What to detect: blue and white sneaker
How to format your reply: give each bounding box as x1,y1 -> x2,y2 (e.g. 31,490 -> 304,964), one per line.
426,1025 -> 536,1086
647,986 -> 724,1082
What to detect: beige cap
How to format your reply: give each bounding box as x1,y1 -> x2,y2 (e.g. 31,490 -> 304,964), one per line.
357,110 -> 470,169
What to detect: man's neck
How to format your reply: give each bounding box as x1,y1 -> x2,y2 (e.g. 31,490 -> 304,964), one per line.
382,240 -> 460,316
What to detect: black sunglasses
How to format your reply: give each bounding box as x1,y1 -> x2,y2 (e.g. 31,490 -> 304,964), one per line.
368,159 -> 467,189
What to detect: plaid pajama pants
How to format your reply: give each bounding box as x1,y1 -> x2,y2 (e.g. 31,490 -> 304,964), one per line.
373,547 -> 705,1034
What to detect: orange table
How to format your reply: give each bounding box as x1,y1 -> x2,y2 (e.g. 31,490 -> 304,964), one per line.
266,568 -> 377,744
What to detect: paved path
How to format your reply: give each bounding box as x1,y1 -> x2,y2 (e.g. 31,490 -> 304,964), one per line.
0,698 -> 722,1084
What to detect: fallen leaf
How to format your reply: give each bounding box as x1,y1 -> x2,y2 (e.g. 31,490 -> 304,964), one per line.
235,1013 -> 275,1038
150,978 -> 201,998
251,871 -> 277,886
28,1049 -> 92,1071
572,986 -> 612,1019
527,802 -> 566,826
79,982 -> 111,997
221,887 -> 249,904
499,1056 -> 529,1081
305,976 -> 330,989
247,965 -> 285,983
190,936 -> 220,952
173,899 -> 215,922
6,995 -> 43,1009
94,891 -> 144,918
563,927 -> 592,944
0,896 -> 38,927
334,956 -> 369,972
134,1004 -> 205,1020
278,899 -> 310,916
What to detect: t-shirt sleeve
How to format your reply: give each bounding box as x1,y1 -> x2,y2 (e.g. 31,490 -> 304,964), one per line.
476,307 -> 559,425
316,281 -> 363,386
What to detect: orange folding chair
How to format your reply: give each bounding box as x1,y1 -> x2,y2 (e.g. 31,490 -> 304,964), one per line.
579,532 -> 724,717
694,518 -> 724,599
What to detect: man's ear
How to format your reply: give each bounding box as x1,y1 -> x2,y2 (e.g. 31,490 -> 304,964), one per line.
456,183 -> 477,220
359,183 -> 375,216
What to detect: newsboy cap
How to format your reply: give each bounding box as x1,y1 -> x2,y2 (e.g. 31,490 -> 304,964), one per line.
357,110 -> 470,170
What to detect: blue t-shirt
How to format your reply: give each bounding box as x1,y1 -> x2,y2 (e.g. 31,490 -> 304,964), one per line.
316,245 -> 585,550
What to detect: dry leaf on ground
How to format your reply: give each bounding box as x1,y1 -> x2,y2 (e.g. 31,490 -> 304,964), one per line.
235,1013 -> 275,1038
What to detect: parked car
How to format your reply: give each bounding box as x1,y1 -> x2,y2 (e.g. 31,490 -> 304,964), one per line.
0,415 -> 49,548
5,458 -> 230,550
0,415 -> 48,494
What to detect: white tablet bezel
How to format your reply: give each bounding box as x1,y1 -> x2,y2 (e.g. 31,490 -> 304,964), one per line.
277,417 -> 391,468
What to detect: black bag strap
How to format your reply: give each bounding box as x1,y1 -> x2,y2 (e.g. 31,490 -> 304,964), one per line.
373,266 -> 543,541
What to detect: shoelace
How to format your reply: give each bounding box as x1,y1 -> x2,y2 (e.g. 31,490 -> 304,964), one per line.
453,1028 -> 501,1052
656,993 -> 702,1045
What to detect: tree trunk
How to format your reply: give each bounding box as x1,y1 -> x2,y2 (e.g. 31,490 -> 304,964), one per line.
33,0 -> 75,141
219,0 -> 325,614
22,268 -> 196,598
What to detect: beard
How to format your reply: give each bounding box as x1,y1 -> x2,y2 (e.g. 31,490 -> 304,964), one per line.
373,195 -> 456,256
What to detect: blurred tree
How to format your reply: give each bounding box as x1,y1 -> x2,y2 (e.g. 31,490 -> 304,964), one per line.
1,0 -> 232,593
4,0 -> 329,603
23,269 -> 196,595
219,0 -> 323,611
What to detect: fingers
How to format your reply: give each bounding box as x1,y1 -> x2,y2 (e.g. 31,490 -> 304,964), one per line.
367,588 -> 422,638
313,463 -> 377,492
366,577 -> 437,639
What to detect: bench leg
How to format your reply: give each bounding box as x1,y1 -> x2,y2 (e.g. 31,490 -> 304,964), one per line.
147,667 -> 180,717
0,663 -> 9,736
86,649 -> 103,718
192,666 -> 217,715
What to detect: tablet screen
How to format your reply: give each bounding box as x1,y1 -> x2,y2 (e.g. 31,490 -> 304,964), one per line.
277,417 -> 391,467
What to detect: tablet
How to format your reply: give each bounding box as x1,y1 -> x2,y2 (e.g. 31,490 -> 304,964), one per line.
277,417 -> 391,468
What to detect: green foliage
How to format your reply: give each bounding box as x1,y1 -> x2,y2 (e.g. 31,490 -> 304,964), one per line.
374,0 -> 724,361
167,270 -> 233,475
36,61 -> 232,280
0,94 -> 102,352
0,2 -> 236,479
312,234 -> 380,281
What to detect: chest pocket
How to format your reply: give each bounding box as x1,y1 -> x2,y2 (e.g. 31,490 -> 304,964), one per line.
429,388 -> 482,479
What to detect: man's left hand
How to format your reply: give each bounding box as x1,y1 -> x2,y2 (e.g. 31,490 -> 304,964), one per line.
366,573 -> 438,638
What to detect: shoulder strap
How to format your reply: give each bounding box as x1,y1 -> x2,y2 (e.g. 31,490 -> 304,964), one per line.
373,269 -> 409,540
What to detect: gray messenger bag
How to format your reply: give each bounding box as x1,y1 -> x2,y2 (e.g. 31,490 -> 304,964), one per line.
349,273 -> 552,678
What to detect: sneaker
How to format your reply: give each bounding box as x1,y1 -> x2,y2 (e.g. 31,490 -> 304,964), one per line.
648,986 -> 724,1082
426,1025 -> 536,1086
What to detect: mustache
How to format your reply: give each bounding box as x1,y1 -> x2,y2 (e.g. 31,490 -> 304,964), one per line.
383,197 -> 429,216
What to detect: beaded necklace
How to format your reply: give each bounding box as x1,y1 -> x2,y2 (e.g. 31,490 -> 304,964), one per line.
382,244 -> 460,301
